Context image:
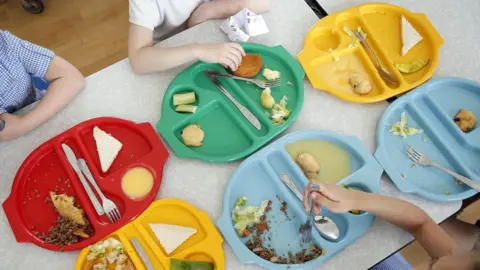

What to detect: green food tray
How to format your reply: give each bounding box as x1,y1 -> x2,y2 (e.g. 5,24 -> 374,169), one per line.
156,43 -> 305,162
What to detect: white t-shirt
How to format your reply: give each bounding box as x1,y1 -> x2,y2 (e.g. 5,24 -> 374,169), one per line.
129,0 -> 207,42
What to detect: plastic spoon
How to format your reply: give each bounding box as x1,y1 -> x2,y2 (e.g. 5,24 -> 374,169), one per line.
280,174 -> 340,241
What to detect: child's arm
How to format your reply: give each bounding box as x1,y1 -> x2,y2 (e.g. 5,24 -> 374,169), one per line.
303,183 -> 459,259
128,24 -> 245,74
0,56 -> 85,141
187,0 -> 272,28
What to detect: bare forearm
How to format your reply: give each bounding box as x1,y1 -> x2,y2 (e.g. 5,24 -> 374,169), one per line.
357,192 -> 457,258
22,74 -> 84,131
188,0 -> 271,27
129,44 -> 199,74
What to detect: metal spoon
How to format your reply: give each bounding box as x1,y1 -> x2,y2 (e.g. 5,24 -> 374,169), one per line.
280,174 -> 340,241
353,30 -> 398,85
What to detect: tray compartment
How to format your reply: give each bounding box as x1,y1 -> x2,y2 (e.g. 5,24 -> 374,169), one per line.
136,203 -> 208,257
381,104 -> 471,196
359,5 -> 436,85
172,102 -> 255,158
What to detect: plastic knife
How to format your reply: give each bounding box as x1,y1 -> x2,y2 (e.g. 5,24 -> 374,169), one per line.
131,237 -> 154,270
207,73 -> 262,130
61,144 -> 105,216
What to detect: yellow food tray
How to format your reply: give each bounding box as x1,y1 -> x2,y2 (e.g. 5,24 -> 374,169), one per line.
75,199 -> 225,270
298,3 -> 443,103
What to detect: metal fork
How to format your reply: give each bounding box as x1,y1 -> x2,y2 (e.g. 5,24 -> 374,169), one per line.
406,145 -> 480,192
206,69 -> 281,89
299,184 -> 319,244
354,30 -> 398,85
78,159 -> 122,223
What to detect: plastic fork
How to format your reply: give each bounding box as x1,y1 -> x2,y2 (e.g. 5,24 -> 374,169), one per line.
353,30 -> 398,85
78,159 -> 122,223
206,69 -> 281,89
406,145 -> 480,192
299,184 -> 319,244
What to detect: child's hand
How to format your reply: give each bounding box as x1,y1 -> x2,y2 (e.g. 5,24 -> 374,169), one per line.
303,182 -> 362,214
194,43 -> 245,71
0,113 -> 29,141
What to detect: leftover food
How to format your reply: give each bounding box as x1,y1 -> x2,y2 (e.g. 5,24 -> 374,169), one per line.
343,26 -> 367,48
328,48 -> 339,62
181,124 -> 204,147
395,59 -> 429,74
271,96 -> 290,125
389,112 -> 423,139
263,68 -> 281,81
83,237 -> 135,270
173,92 -> 196,106
233,54 -> 263,78
170,259 -> 214,270
454,109 -> 476,133
94,126 -> 123,173
349,73 -> 372,95
150,223 -> 197,255
232,197 -> 271,237
401,16 -> 423,56
41,193 -> 93,246
121,167 -> 154,199
260,88 -> 275,109
175,105 -> 198,113
295,153 -> 320,180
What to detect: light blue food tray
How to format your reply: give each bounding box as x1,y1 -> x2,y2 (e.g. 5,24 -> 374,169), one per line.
217,130 -> 383,269
375,78 -> 480,202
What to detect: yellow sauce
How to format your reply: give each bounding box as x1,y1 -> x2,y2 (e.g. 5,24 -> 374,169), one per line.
286,140 -> 351,184
315,53 -> 379,95
121,167 -> 154,199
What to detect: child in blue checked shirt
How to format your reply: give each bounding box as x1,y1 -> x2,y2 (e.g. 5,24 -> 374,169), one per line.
0,31 -> 85,141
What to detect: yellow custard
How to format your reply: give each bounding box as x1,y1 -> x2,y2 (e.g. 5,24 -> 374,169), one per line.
286,139 -> 351,184
121,167 -> 154,199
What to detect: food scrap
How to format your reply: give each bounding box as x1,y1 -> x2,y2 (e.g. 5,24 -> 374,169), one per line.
150,223 -> 197,255
83,237 -> 135,270
287,81 -> 293,86
260,88 -> 275,109
401,173 -> 407,180
349,73 -> 372,95
271,96 -> 290,125
401,15 -> 423,56
232,196 -> 271,237
453,109 -> 476,133
170,259 -> 214,270
173,92 -> 196,106
343,26 -> 367,48
295,153 -> 320,180
328,48 -> 340,62
93,126 -> 123,173
263,68 -> 281,81
181,124 -> 204,147
389,112 -> 423,139
395,59 -> 429,74
41,192 -> 93,246
234,54 -> 263,78
173,92 -> 197,113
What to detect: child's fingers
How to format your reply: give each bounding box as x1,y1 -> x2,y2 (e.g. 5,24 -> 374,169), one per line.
225,54 -> 240,71
228,50 -> 242,66
230,43 -> 246,56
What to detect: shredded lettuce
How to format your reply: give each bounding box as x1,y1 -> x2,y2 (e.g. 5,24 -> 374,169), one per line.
232,198 -> 269,236
328,48 -> 340,62
389,112 -> 423,139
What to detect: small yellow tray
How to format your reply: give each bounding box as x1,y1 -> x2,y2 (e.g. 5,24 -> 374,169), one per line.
298,3 -> 443,103
75,199 -> 224,270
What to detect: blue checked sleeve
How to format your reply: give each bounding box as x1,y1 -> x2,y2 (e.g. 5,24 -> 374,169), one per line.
3,31 -> 55,78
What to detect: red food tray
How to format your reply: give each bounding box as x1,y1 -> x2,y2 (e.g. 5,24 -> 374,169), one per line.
2,117 -> 169,251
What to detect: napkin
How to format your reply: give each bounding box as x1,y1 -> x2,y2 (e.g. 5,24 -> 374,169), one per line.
220,8 -> 269,42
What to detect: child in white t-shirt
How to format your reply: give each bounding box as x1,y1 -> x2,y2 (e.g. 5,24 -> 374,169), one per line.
128,0 -> 271,74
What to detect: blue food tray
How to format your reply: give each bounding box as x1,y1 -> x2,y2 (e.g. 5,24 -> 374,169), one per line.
375,78 -> 480,202
217,130 -> 383,269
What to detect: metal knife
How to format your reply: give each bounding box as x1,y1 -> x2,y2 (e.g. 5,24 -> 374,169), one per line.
61,144 -> 105,216
130,237 -> 154,270
206,73 -> 262,130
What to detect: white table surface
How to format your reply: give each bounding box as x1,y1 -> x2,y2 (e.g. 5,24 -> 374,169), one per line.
2,0 -> 478,269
